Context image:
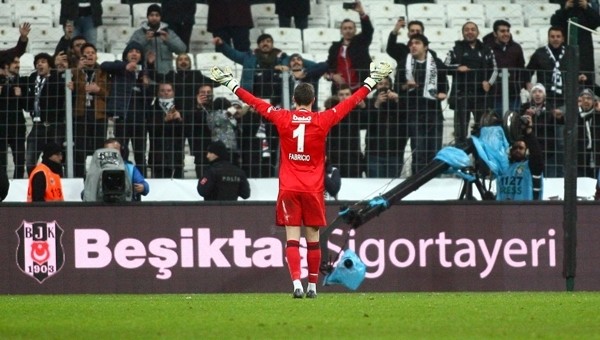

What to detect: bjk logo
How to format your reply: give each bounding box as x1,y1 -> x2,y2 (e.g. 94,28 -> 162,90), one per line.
16,221 -> 65,283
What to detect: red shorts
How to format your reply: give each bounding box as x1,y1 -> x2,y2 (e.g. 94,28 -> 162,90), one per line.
275,190 -> 326,227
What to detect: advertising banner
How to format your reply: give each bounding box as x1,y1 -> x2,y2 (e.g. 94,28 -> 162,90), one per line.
1,202 -> 599,293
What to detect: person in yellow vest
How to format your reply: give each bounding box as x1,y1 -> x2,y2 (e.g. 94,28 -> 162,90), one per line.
27,141 -> 64,202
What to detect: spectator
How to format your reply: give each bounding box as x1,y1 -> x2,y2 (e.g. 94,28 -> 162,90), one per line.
326,1 -> 373,93
67,43 -> 108,178
24,53 -> 66,175
520,83 -> 564,177
0,23 -> 30,62
237,106 -> 278,179
0,54 -> 27,179
445,21 -> 497,144
282,53 -> 327,110
386,19 -> 437,92
526,27 -> 570,108
54,20 -> 75,55
59,0 -> 102,46
148,82 -> 185,178
161,0 -> 196,52
197,140 -> 250,201
208,60 -> 391,298
483,20 -> 526,114
275,0 -> 310,30
128,3 -> 187,76
324,156 -> 341,200
576,88 -> 600,178
101,41 -> 153,176
163,53 -> 217,128
54,51 -> 70,73
61,35 -> 88,68
399,34 -> 448,175
206,97 -> 242,165
207,0 -> 253,52
328,84 -> 365,178
104,138 -> 149,201
26,142 -> 64,202
192,84 -> 220,177
551,0 -> 600,86
496,115 -> 544,200
364,76 -> 405,178
214,33 -> 290,106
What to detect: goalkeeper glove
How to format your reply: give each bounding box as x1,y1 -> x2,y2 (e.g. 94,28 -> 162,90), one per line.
210,66 -> 240,92
363,61 -> 393,90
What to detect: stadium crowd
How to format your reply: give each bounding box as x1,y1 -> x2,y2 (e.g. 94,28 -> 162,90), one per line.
1,0 -> 600,201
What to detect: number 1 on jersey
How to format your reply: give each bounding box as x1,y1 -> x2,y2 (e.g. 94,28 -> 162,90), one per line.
293,124 -> 306,152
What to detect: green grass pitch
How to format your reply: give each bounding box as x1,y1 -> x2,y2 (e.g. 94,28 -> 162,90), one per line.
1,292 -> 599,339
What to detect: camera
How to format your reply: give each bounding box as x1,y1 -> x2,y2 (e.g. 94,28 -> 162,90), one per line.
101,170 -> 127,202
342,2 -> 356,9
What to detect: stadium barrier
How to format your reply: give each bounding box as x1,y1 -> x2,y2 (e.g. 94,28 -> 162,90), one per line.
2,202 -> 600,293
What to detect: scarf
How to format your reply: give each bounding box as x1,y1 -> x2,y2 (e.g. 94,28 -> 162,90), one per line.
545,45 -> 564,95
405,51 -> 437,100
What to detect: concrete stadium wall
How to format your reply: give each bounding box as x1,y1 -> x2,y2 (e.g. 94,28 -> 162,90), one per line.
1,202 -> 599,294
3,177 -> 598,202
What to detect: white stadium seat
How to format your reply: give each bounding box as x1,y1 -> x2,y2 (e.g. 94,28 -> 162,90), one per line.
131,3 -> 150,27
446,4 -> 485,29
189,27 -> 214,53
264,27 -> 303,54
510,26 -> 542,49
195,3 -> 209,28
28,26 -> 63,54
14,2 -> 53,27
251,3 -> 279,29
484,4 -> 525,28
104,25 -> 135,55
302,28 -> 340,54
102,3 -> 133,27
19,53 -> 35,76
369,3 -> 407,32
307,4 -> 328,28
96,52 -> 116,64
407,3 -> 446,28
523,3 -> 560,28
195,52 -> 236,75
0,4 -> 15,28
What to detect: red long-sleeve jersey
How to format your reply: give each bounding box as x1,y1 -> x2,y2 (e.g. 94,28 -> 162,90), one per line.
235,85 -> 371,193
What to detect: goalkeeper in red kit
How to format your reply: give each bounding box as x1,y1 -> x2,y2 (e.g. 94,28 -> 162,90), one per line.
210,61 -> 392,298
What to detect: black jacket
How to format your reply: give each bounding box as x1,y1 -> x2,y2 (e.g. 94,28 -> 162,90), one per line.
60,0 -> 103,27
445,39 -> 497,99
24,71 -> 66,125
327,15 -> 374,88
197,159 -> 250,201
0,74 -> 26,137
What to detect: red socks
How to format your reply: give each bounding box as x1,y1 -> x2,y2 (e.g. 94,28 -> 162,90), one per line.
307,242 -> 321,284
286,240 -> 301,280
286,240 -> 321,283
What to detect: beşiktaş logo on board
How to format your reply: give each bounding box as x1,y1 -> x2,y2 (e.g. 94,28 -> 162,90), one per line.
16,221 -> 65,283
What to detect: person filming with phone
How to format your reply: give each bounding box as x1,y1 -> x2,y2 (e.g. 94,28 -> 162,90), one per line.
326,1 -> 373,94
128,3 -> 186,75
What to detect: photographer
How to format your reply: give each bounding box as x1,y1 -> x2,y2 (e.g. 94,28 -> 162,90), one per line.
128,4 -> 186,75
496,115 -> 544,200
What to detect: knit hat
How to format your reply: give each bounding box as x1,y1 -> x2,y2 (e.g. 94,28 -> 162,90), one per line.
256,33 -> 273,45
530,83 -> 546,95
207,141 -> 228,159
580,88 -> 594,98
42,141 -> 62,159
147,4 -> 161,17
